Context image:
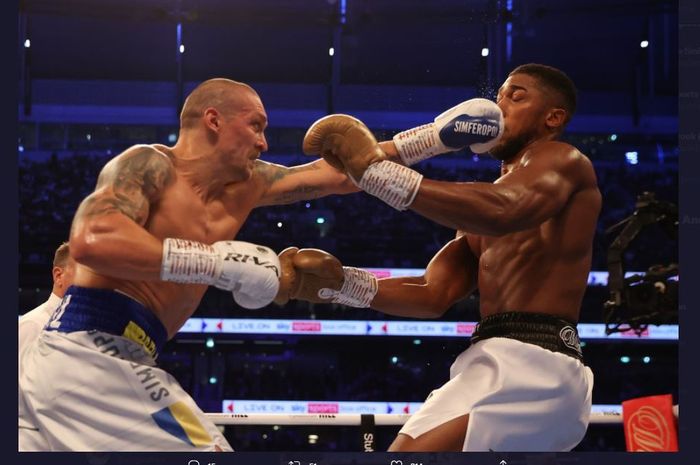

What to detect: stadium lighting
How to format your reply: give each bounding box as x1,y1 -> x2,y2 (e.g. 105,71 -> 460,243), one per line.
625,151 -> 639,165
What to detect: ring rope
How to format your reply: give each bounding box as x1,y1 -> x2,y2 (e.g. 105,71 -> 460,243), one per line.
204,407 -> 678,427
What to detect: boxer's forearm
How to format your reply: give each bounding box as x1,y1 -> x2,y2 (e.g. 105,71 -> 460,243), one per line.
255,158 -> 359,206
368,235 -> 476,317
370,277 -> 452,319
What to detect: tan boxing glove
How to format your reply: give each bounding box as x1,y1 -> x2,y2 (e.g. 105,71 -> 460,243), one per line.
275,248 -> 378,307
274,247 -> 300,306
302,114 -> 387,183
303,114 -> 424,211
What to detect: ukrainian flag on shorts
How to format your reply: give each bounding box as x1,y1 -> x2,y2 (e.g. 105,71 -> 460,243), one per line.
152,401 -> 213,447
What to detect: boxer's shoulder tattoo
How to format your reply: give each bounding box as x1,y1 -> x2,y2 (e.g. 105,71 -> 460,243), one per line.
76,146 -> 174,225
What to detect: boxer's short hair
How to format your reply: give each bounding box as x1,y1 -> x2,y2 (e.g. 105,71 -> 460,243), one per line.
53,242 -> 70,268
510,63 -> 577,124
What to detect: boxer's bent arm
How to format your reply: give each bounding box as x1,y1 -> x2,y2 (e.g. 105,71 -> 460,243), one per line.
254,158 -> 359,207
69,145 -> 174,281
410,142 -> 594,235
370,235 -> 478,318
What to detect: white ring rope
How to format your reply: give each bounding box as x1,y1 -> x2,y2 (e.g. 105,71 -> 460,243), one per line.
207,413 -> 413,426
206,407 -> 678,427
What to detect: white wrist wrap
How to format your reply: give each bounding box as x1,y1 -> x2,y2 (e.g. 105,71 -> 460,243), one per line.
393,123 -> 448,166
161,239 -> 281,309
359,161 -> 423,211
160,238 -> 220,285
329,267 -> 378,308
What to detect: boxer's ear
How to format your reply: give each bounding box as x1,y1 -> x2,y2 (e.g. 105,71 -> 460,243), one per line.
203,107 -> 222,132
545,108 -> 566,131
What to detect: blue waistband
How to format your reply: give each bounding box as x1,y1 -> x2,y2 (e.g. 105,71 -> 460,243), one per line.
46,286 -> 168,358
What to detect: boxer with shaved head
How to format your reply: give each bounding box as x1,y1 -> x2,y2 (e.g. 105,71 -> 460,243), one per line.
18,78 -> 357,451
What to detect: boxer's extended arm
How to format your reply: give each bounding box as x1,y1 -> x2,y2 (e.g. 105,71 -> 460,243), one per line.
69,145 -> 172,281
371,235 -> 478,318
302,106 -> 503,211
282,237 -> 477,319
254,158 -> 359,207
410,142 -> 595,235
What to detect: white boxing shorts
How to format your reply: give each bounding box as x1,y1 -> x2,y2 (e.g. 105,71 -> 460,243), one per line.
399,312 -> 594,452
18,286 -> 232,452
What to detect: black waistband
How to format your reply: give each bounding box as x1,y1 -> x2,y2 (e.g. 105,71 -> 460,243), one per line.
45,286 -> 168,358
471,312 -> 583,361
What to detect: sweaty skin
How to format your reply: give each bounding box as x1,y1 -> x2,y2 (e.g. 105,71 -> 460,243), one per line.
69,86 -> 355,338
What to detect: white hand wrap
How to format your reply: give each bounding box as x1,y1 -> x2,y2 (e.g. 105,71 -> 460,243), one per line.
319,267 -> 378,308
358,161 -> 423,211
160,238 -> 221,285
161,238 -> 281,309
392,122 -> 448,166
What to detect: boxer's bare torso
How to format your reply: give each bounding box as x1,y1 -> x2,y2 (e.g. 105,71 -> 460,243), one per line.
460,142 -> 601,323
70,144 -> 353,338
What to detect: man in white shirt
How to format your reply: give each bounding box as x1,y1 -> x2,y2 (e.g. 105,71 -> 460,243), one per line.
19,242 -> 76,349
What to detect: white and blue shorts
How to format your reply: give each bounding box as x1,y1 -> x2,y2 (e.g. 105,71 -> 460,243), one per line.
19,286 -> 232,452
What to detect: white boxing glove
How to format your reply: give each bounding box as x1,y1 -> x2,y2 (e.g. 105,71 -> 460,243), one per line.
392,98 -> 504,165
160,238 -> 281,309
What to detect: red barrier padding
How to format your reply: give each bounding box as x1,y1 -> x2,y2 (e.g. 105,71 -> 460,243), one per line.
622,394 -> 678,452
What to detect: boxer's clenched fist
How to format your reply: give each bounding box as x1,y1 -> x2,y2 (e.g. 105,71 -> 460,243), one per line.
303,115 -> 423,211
393,98 -> 504,165
302,114 -> 387,184
274,247 -> 378,308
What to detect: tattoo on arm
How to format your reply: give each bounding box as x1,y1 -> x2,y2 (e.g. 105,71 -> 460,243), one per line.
269,185 -> 325,204
255,161 -> 328,204
74,146 -> 173,225
255,160 -> 322,187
